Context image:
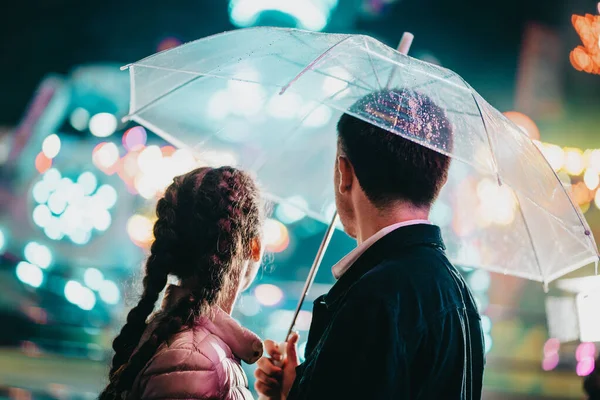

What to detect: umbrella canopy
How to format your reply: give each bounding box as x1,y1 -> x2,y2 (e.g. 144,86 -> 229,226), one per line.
124,27 -> 598,284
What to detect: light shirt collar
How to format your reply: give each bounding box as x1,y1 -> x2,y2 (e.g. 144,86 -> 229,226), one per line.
332,220 -> 431,279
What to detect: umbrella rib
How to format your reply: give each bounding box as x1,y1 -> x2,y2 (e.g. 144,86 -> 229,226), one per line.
364,37 -> 383,90
279,36 -> 354,95
287,30 -> 321,52
411,74 -> 457,91
503,183 -> 594,252
362,47 -> 469,92
514,193 -> 547,286
278,56 -> 375,92
529,135 -> 600,254
462,85 -> 501,182
125,73 -> 204,120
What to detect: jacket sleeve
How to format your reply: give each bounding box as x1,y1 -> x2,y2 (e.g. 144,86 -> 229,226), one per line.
137,346 -> 224,400
290,293 -> 409,400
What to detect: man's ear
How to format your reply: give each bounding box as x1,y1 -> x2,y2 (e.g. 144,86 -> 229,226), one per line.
338,155 -> 354,194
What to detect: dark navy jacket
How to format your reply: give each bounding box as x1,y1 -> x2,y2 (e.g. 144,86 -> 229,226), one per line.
287,224 -> 485,400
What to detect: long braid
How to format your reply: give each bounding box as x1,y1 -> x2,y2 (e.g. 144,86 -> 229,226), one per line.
101,184 -> 181,399
99,167 -> 263,400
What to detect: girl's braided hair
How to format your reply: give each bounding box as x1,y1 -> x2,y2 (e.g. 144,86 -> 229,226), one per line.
99,166 -> 264,400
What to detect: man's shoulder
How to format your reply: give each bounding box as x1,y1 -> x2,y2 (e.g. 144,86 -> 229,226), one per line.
366,245 -> 452,281
347,246 -> 461,304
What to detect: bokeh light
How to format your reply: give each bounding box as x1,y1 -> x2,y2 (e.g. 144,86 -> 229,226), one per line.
468,270 -> 491,292
263,218 -> 290,253
92,142 -> 120,170
267,92 -> 304,119
302,104 -> 332,128
229,0 -> 330,31
42,134 -> 61,159
476,179 -> 517,226
122,126 -> 147,151
564,148 -> 585,176
322,66 -> 351,98
484,333 -> 493,354
542,353 -> 560,371
83,268 -> 104,291
89,113 -> 118,138
542,338 -> 561,371
254,284 -> 284,306
127,214 -> 154,247
539,144 -> 565,171
238,294 -> 261,317
480,315 -> 492,333
577,357 -> 595,376
0,228 -> 5,253
32,169 -> 116,244
16,262 -> 43,288
275,196 -> 309,224
69,107 -> 91,131
64,281 -> 96,310
544,338 -> 560,355
584,169 -> 600,190
157,37 -> 182,52
32,205 -> 51,228
588,149 -> 600,172
24,241 -> 52,269
207,90 -> 231,120
576,342 -> 596,361
35,152 -> 52,173
137,145 -> 163,173
77,172 -> 98,195
99,280 -> 120,305
95,184 -> 118,209
503,111 -> 540,140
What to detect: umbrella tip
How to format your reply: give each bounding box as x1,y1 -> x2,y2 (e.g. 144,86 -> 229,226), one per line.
120,64 -> 132,71
397,32 -> 415,55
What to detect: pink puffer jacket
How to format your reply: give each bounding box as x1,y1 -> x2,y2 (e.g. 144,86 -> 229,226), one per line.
130,285 -> 263,400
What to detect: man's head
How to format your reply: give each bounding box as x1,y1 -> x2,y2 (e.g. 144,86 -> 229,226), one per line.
334,88 -> 453,238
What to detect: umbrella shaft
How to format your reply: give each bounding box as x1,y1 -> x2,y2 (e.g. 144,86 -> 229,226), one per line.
286,211 -> 338,340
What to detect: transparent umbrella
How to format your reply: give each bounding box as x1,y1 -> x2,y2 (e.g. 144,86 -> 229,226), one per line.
123,26 -> 598,327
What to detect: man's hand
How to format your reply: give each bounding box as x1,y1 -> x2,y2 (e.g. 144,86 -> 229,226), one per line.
254,332 -> 300,400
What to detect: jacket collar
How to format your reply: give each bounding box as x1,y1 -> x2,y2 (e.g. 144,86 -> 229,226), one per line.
162,285 -> 264,364
324,224 -> 445,308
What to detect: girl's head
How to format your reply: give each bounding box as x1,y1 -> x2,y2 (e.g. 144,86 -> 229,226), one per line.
156,166 -> 265,307
100,166 -> 265,400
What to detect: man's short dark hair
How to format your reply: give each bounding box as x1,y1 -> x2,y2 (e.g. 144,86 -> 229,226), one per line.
337,88 -> 453,208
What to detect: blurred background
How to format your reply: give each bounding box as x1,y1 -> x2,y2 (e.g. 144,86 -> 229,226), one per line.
0,0 -> 600,399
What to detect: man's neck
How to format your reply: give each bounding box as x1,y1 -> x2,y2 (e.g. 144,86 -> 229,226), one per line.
355,203 -> 430,244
